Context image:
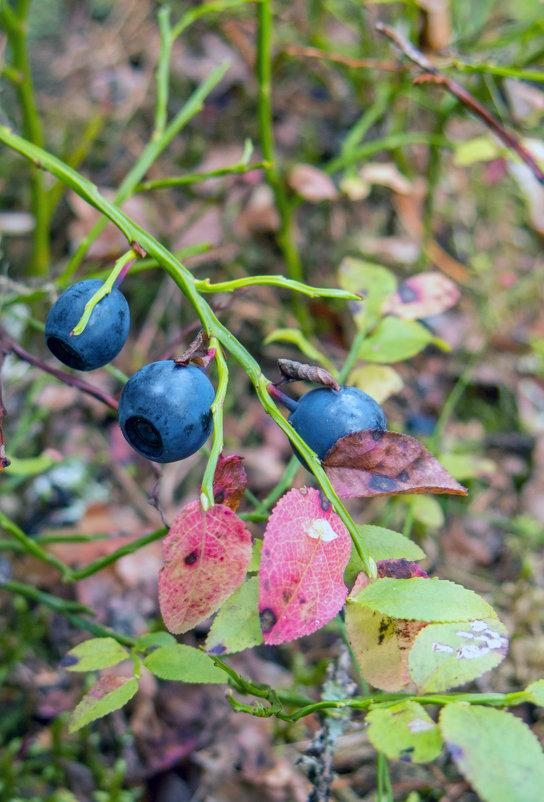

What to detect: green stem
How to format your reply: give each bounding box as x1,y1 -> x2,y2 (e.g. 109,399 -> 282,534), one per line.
200,339 -> 229,509
2,579 -> 94,616
58,61 -> 230,286
71,248 -> 137,336
136,160 -> 271,191
0,510 -> 72,579
0,124 -> 375,578
64,613 -> 136,647
195,275 -> 361,300
0,0 -> 50,274
256,0 -> 309,333
69,527 -> 167,582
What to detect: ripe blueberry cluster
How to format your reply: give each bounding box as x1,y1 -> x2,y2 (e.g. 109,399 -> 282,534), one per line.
45,281 -> 215,463
287,385 -> 386,465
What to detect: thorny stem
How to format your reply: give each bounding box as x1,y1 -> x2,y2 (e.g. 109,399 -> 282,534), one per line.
0,124 -> 376,578
0,0 -> 49,274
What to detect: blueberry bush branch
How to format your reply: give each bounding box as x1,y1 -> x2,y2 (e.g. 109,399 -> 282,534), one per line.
0,124 -> 376,577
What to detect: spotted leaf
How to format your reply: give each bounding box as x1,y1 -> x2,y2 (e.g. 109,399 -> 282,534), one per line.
323,429 -> 467,498
159,502 -> 252,634
258,487 -> 352,645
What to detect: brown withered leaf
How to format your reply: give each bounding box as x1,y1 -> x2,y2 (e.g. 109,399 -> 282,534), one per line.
277,359 -> 340,390
174,330 -> 212,368
211,454 -> 247,511
323,430 -> 467,498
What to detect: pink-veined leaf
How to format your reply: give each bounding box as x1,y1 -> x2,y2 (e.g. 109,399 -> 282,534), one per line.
258,487 -> 352,645
323,430 -> 468,498
210,454 -> 247,511
383,271 -> 460,320
159,501 -> 252,634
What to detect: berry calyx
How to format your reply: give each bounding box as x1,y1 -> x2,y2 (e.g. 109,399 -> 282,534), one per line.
45,279 -> 130,371
288,385 -> 387,464
118,361 -> 215,463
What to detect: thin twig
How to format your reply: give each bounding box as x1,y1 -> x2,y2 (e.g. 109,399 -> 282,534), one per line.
0,351 -> 11,469
284,43 -> 407,73
0,328 -> 119,411
376,22 -> 544,186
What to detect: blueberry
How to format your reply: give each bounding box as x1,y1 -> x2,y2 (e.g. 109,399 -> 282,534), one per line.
45,279 -> 130,371
118,361 -> 215,463
288,385 -> 387,464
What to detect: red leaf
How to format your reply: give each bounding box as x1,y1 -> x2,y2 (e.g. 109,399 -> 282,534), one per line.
159,502 -> 252,634
383,271 -> 460,320
324,430 -> 467,498
211,454 -> 247,511
258,487 -> 352,645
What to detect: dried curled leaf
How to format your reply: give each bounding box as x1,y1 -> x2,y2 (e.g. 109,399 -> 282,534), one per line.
211,454 -> 247,511
277,359 -> 340,390
174,330 -> 213,368
323,430 -> 467,498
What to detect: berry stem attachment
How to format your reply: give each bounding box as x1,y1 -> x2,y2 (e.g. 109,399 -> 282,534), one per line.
200,338 -> 229,511
267,383 -> 299,413
71,248 -> 137,337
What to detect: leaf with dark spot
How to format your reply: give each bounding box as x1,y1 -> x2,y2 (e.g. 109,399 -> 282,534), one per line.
383,272 -> 460,320
209,454 -> 247,511
258,488 -> 351,644
323,430 -> 467,498
159,501 -> 252,634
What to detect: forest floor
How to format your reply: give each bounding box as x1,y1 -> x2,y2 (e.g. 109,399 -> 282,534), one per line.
1,1 -> 544,800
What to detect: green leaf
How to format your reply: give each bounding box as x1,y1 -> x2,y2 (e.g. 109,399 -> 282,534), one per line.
61,638 -> 130,672
68,676 -> 138,733
4,453 -> 60,476
453,135 -> 501,167
263,328 -> 336,374
134,632 -> 177,651
359,317 -> 448,363
366,701 -> 443,764
338,258 -> 396,329
440,703 -> 544,802
143,644 -> 225,683
248,538 -> 262,572
352,577 -> 497,622
439,452 -> 496,481
526,679 -> 544,707
348,364 -> 403,403
409,619 -> 508,692
410,496 -> 444,529
205,577 -> 263,655
356,525 -> 426,562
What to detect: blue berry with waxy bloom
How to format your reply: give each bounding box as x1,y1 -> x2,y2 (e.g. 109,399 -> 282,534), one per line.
118,361 -> 215,463
45,279 -> 130,371
288,385 -> 387,464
